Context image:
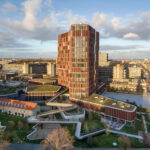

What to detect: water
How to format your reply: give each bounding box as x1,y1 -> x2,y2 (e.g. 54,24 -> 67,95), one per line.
102,91 -> 150,108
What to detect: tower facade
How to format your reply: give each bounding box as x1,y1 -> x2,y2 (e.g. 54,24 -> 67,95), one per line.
57,24 -> 99,98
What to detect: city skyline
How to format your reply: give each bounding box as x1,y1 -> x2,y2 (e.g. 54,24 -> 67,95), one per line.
1,0 -> 150,59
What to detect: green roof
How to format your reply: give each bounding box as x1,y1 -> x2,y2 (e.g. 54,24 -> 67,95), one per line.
27,85 -> 61,92
81,93 -> 135,111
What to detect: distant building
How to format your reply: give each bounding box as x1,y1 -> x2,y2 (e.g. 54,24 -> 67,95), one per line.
108,79 -> 147,95
57,24 -> 99,98
0,98 -> 40,117
113,63 -> 126,80
47,62 -> 56,76
129,66 -> 142,79
2,64 -> 24,73
23,62 -> 56,76
98,52 -> 109,67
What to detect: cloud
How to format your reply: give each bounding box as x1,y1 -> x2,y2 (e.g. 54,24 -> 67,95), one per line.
100,44 -> 142,51
22,0 -> 42,31
1,0 -> 150,59
66,11 -> 88,25
108,50 -> 150,60
123,33 -> 140,39
92,12 -> 107,28
1,2 -> 18,14
0,51 -> 57,58
91,12 -> 150,40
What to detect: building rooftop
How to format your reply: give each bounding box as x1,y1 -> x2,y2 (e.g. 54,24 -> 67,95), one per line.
0,98 -> 37,110
81,93 -> 136,111
27,85 -> 61,92
29,78 -> 56,84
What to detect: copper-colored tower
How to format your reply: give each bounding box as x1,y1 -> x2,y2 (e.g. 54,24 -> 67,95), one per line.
57,24 -> 99,99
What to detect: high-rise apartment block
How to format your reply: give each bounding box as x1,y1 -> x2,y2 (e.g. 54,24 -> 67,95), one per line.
98,52 -> 109,67
113,63 -> 126,80
57,24 -> 99,98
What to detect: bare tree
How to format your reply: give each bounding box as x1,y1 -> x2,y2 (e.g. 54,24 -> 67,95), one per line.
118,135 -> 131,150
0,129 -> 11,150
8,121 -> 15,129
41,128 -> 74,150
17,121 -> 24,130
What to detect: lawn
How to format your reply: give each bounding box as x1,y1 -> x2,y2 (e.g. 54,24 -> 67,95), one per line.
27,85 -> 61,92
121,120 -> 143,135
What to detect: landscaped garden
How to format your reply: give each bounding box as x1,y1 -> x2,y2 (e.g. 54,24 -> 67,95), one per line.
0,113 -> 34,143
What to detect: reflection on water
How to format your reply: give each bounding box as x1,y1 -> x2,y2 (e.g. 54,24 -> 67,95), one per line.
102,91 -> 150,108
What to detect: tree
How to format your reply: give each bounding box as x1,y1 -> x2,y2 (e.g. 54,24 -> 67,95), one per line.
0,129 -> 11,150
8,121 -> 15,129
17,121 -> 24,130
41,128 -> 74,150
83,122 -> 89,132
88,112 -> 93,120
118,135 -> 131,150
93,137 -> 99,146
87,136 -> 93,147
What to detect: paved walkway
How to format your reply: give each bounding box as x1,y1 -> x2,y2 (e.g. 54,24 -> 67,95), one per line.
27,115 -> 143,140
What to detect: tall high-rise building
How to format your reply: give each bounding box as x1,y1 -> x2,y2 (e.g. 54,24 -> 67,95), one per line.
57,24 -> 99,98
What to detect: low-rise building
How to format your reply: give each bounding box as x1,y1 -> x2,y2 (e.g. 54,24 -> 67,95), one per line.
23,62 -> 57,76
26,85 -> 61,100
70,93 -> 136,122
108,79 -> 148,94
0,98 -> 40,117
128,66 -> 142,79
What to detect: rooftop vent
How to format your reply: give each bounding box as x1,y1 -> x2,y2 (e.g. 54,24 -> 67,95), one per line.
112,103 -> 116,106
121,105 -> 125,108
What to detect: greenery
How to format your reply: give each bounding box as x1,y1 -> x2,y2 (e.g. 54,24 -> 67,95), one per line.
0,87 -> 16,95
81,93 -> 134,111
121,120 -> 144,135
0,113 -> 34,143
28,85 -> 61,92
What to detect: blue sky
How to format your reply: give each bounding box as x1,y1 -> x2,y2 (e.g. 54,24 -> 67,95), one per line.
0,0 -> 150,59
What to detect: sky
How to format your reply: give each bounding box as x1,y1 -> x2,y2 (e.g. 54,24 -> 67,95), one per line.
0,0 -> 150,59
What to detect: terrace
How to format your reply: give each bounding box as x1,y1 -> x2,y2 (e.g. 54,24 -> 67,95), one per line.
81,93 -> 136,111
29,79 -> 57,84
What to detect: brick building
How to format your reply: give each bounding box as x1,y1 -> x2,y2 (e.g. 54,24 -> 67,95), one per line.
57,24 -> 99,98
